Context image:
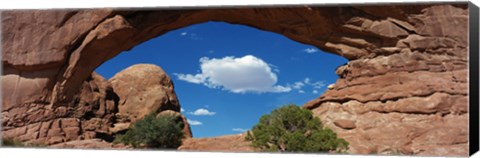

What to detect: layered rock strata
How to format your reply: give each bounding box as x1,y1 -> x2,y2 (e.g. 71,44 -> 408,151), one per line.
1,4 -> 470,156
2,64 -> 192,145
302,5 -> 469,156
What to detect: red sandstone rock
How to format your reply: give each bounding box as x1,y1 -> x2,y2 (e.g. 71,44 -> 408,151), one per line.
311,100 -> 468,156
304,70 -> 468,110
50,139 -> 131,149
2,72 -> 118,145
333,119 -> 356,129
2,10 -> 114,68
109,64 -> 180,122
1,4 -> 470,156
109,64 -> 191,138
178,133 -> 256,152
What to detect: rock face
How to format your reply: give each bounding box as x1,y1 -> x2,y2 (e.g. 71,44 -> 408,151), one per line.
302,5 -> 469,156
1,4 -> 470,156
108,64 -> 191,138
178,133 -> 256,152
2,72 -> 118,145
334,119 -> 356,130
311,101 -> 468,155
50,139 -> 131,149
1,64 -> 192,145
110,64 -> 181,123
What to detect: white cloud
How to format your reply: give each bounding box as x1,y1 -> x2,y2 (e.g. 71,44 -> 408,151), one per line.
189,108 -> 216,116
187,119 -> 202,126
304,78 -> 311,84
232,128 -> 248,132
180,108 -> 185,112
175,55 -> 291,93
174,73 -> 205,84
288,77 -> 326,94
312,81 -> 326,89
179,31 -> 202,40
174,55 -> 328,94
304,48 -> 319,53
291,81 -> 305,89
269,64 -> 280,73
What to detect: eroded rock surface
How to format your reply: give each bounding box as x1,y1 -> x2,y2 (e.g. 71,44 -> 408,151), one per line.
178,133 -> 256,152
50,139 -> 131,149
302,5 -> 469,156
108,64 -> 191,138
2,72 -> 118,145
2,64 -> 192,146
110,64 -> 180,123
311,101 -> 468,155
1,4 -> 470,156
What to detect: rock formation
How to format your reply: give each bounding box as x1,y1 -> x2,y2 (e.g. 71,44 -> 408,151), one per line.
301,5 -> 469,156
2,72 -> 118,144
2,64 -> 192,145
108,64 -> 191,138
1,3 -> 470,156
178,133 -> 256,152
110,64 -> 181,122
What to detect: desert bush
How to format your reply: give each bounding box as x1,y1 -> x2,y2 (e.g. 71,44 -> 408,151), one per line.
114,113 -> 184,149
245,104 -> 348,152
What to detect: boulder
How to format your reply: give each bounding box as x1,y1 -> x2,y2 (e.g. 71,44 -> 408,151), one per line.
108,64 -> 191,138
109,64 -> 180,123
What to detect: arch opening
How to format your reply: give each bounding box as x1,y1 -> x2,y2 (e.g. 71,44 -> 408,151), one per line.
50,8 -> 356,104
94,21 -> 348,138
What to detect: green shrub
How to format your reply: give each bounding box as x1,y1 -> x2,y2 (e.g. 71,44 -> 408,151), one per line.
114,113 -> 184,149
245,104 -> 348,152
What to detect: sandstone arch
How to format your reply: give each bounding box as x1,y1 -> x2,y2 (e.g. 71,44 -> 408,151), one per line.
1,3 -> 470,156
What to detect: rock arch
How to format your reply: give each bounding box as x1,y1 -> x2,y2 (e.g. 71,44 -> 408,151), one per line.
1,3 -> 469,156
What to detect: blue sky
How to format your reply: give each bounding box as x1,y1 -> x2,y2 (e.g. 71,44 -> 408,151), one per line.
95,21 -> 348,138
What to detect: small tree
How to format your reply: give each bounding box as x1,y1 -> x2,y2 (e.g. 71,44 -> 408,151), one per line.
245,104 -> 348,152
114,113 -> 184,149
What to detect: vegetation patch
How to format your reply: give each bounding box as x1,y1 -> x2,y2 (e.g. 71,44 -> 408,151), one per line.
114,113 -> 184,149
245,104 -> 349,153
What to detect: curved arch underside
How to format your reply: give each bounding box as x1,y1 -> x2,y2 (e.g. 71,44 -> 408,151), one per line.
1,3 -> 470,156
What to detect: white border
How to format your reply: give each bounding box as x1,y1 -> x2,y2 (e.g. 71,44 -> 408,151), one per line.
0,0 -> 469,9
